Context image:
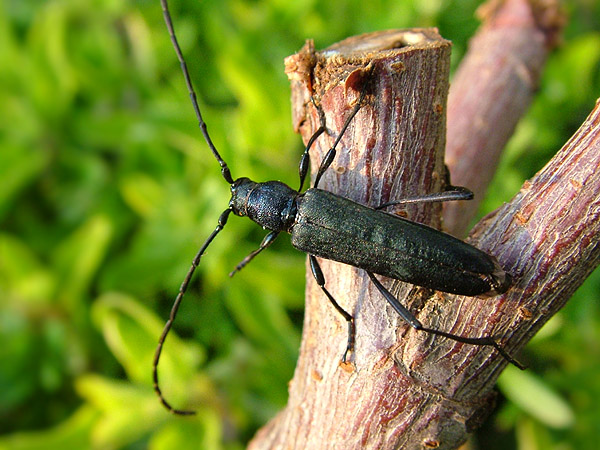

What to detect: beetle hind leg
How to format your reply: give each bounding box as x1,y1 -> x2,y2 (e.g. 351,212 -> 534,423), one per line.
367,272 -> 524,369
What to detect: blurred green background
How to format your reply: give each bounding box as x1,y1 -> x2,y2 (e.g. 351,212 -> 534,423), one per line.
1,0 -> 599,449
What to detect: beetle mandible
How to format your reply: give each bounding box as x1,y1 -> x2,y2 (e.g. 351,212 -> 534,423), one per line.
154,0 -> 522,415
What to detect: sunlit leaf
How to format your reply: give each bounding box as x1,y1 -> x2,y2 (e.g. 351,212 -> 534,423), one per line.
498,365 -> 575,429
150,412 -> 223,450
76,374 -> 163,448
53,215 -> 114,309
0,406 -> 97,450
91,292 -> 203,386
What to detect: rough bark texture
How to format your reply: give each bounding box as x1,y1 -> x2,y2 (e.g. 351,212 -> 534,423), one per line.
247,1 -> 580,449
253,28 -> 465,450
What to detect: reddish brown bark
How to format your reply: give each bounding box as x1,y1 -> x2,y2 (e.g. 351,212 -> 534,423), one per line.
247,1 -> 580,449
252,29 -> 456,449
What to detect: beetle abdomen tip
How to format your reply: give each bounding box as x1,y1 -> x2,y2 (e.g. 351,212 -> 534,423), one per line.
488,266 -> 512,295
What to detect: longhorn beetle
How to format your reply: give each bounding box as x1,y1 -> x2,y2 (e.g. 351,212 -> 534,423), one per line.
154,0 -> 522,415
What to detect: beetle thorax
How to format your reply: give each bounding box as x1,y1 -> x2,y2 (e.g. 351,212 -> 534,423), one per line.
229,178 -> 298,232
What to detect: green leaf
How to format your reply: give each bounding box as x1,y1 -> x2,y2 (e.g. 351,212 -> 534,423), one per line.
0,144 -> 47,221
75,374 -> 163,448
498,365 -> 576,429
53,214 -> 114,309
0,406 -> 97,450
91,292 -> 204,386
150,412 -> 223,450
120,172 -> 165,218
0,233 -> 55,304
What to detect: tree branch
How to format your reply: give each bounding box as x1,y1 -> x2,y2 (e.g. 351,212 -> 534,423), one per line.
247,1 -> 584,449
444,0 -> 566,236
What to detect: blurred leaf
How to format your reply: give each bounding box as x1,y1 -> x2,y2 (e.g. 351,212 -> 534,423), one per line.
75,374 -> 162,449
528,313 -> 563,343
543,33 -> 600,108
0,406 -> 97,450
498,365 -> 576,429
0,233 -> 55,303
227,275 -> 298,358
0,145 -> 47,221
0,310 -> 38,412
120,172 -> 165,218
53,214 -> 114,310
149,412 -> 223,450
91,292 -> 203,386
515,417 -> 556,450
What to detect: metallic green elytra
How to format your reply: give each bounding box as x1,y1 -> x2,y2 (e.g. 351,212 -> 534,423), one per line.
292,189 -> 510,296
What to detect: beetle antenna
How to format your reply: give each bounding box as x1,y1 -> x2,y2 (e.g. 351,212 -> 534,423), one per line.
160,0 -> 234,184
155,0 -> 236,416
153,208 -> 233,415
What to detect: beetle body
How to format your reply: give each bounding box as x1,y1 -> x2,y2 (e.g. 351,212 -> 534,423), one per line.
229,178 -> 509,297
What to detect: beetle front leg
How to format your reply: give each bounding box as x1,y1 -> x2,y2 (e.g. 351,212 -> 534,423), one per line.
298,97 -> 327,192
298,125 -> 326,192
309,255 -> 355,363
229,231 -> 280,277
313,88 -> 368,190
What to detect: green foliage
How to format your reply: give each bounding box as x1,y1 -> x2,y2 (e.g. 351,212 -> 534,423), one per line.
0,0 -> 598,448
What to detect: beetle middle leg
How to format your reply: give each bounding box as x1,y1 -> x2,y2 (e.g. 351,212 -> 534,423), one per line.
366,272 -> 525,369
376,185 -> 474,210
309,255 -> 355,362
376,165 -> 476,210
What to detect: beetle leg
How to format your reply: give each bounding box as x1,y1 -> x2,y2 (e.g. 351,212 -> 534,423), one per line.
298,97 -> 328,192
313,88 -> 367,189
298,126 -> 326,192
366,272 -> 525,369
229,231 -> 280,277
309,255 -> 355,362
375,185 -> 474,210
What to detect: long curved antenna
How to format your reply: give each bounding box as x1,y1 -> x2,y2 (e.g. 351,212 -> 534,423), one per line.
153,208 -> 233,415
160,0 -> 234,184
